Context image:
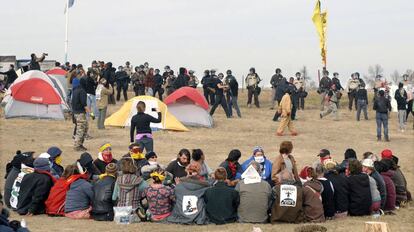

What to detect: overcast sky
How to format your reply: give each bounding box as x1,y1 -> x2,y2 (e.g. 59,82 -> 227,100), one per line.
2,0 -> 413,84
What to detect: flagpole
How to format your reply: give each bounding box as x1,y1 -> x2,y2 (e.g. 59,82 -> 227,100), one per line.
64,0 -> 69,63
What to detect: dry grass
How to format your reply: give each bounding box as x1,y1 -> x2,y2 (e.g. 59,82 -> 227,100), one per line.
0,89 -> 413,232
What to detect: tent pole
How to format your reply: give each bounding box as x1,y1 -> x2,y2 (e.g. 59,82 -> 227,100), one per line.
64,0 -> 69,63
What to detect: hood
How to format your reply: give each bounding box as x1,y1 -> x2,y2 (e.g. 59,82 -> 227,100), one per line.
10,151 -> 34,170
180,177 -> 209,191
79,152 -> 93,166
117,174 -> 142,191
47,147 -> 62,159
304,180 -> 322,193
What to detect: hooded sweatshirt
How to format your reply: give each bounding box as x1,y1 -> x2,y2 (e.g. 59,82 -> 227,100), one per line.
303,180 -> 325,222
112,174 -> 147,209
240,156 -> 272,185
167,177 -> 210,225
348,172 -> 372,216
9,165 -> 34,209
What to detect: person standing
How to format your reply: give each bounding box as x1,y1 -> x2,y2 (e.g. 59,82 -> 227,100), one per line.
130,101 -> 162,153
270,68 -> 283,109
394,82 -> 408,132
96,78 -> 113,130
356,82 -> 369,121
130,67 -> 141,96
173,67 -> 189,90
84,65 -> 98,120
276,89 -> 298,136
102,62 -> 116,105
145,68 -> 155,96
320,84 -> 339,121
123,61 -> 133,79
318,70 -> 332,111
346,73 -> 360,111
201,70 -> 215,105
374,90 -> 391,141
225,70 -> 242,118
245,67 -> 261,108
29,53 -> 47,70
188,70 -> 199,88
210,73 -> 230,118
0,64 -> 18,89
115,66 -> 129,102
332,72 -> 344,108
288,77 -> 299,120
72,78 -> 90,151
153,69 -> 164,100
165,70 -> 176,96
294,72 -> 306,110
66,64 -> 77,105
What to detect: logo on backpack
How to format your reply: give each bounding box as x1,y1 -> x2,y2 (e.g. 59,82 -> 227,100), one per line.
182,195 -> 198,215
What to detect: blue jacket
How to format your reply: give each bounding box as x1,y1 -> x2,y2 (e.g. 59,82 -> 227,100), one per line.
238,156 -> 273,184
65,179 -> 94,213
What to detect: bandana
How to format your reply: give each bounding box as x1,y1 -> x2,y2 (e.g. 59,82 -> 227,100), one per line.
54,155 -> 62,165
130,151 -> 145,160
150,172 -> 165,182
99,143 -> 112,152
228,162 -> 237,177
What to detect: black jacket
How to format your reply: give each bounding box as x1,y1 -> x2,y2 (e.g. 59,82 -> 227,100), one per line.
319,77 -> 332,92
153,74 -> 164,87
0,69 -> 18,86
166,160 -> 187,180
219,160 -> 242,181
318,178 -> 335,217
204,181 -> 239,224
201,75 -> 213,88
347,173 -> 372,216
275,80 -> 288,102
115,71 -> 129,84
173,74 -> 189,90
93,159 -> 118,175
356,89 -> 368,103
270,74 -> 283,88
394,89 -> 408,110
129,112 -> 161,142
91,175 -> 116,221
373,96 -> 391,113
72,78 -> 88,114
332,77 -> 343,90
226,75 -> 239,97
17,171 -> 55,215
122,153 -> 149,175
102,67 -> 116,85
84,76 -> 97,95
324,171 -> 349,213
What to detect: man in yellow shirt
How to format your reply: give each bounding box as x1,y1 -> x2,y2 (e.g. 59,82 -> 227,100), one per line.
276,90 -> 298,136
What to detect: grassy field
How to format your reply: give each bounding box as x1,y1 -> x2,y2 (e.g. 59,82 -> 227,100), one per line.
0,89 -> 413,232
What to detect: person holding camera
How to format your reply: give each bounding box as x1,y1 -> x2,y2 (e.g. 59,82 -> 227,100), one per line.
245,67 -> 261,108
130,101 -> 162,153
29,53 -> 47,70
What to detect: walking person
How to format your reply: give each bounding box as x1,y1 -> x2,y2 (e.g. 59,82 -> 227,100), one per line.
294,72 -> 306,110
276,89 -> 298,136
356,83 -> 369,121
115,66 -> 129,102
72,78 -> 90,151
225,70 -> 241,118
394,82 -> 408,132
130,101 -> 162,153
346,73 -> 360,111
320,84 -> 339,121
332,72 -> 344,108
245,67 -> 261,108
270,68 -> 283,109
318,70 -> 332,111
210,73 -> 230,118
374,90 -> 391,141
96,78 -> 113,130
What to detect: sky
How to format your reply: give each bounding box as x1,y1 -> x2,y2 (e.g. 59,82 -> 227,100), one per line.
1,0 -> 413,85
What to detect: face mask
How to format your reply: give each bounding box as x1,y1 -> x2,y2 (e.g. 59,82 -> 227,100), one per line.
54,155 -> 62,165
149,161 -> 157,166
102,151 -> 113,163
131,151 -> 144,160
254,156 -> 265,163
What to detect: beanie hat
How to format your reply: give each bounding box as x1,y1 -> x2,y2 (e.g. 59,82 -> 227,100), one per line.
38,153 -> 51,159
299,166 -> 311,179
47,146 -> 62,159
253,146 -> 264,155
381,149 -> 393,160
361,159 -> 374,168
79,152 -> 93,166
344,148 -> 357,160
145,151 -> 157,160
10,151 -> 34,170
33,157 -> 51,172
105,163 -> 117,175
317,149 -> 330,158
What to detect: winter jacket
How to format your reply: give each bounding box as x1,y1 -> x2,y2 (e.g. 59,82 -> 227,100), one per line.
373,96 -> 391,113
392,168 -> 408,203
167,177 -> 210,225
348,173 -> 372,216
65,179 -> 94,213
153,74 -> 164,87
50,163 -> 64,179
93,158 -> 118,175
144,73 -> 155,88
0,214 -> 30,232
318,177 -> 335,218
112,174 -> 147,210
3,167 -> 20,208
240,156 -> 272,185
381,170 -> 396,211
96,84 -> 113,109
278,93 -> 292,117
115,70 -> 129,85
219,160 -> 242,181
271,154 -> 300,186
9,166 -> 34,210
303,180 -> 325,222
270,181 -> 304,223
356,88 -> 368,103
92,175 -> 116,221
72,83 -> 87,114
370,171 -> 387,209
325,171 -> 349,213
319,77 -> 332,93
275,80 -> 289,102
129,112 -> 162,142
84,76 -> 97,95
166,160 -> 188,180
368,175 -> 381,203
394,89 -> 408,110
17,170 -> 55,215
332,77 -> 343,90
174,69 -> 189,90
121,154 -> 149,176
201,75 -> 213,88
204,181 -> 239,224
270,74 -> 283,88
226,75 -> 239,97
235,179 -> 272,223
143,184 -> 175,220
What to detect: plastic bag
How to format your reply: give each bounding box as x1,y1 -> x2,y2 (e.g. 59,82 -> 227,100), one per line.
113,206 -> 139,224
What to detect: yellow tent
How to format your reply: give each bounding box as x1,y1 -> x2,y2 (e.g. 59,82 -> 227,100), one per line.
105,96 -> 189,132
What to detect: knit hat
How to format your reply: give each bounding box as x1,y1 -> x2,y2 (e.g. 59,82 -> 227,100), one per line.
323,159 -> 337,171
317,149 -> 330,157
10,151 -> 34,170
145,151 -> 157,160
299,166 -> 312,179
361,159 -> 374,168
99,143 -> 112,152
79,152 -> 93,166
381,149 -> 393,160
38,152 -> 51,159
253,146 -> 264,155
105,163 -> 117,175
344,148 -> 357,160
186,162 -> 201,174
33,157 -> 51,172
47,146 -> 62,159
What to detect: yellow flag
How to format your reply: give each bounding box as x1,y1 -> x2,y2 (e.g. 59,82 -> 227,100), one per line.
312,0 -> 328,66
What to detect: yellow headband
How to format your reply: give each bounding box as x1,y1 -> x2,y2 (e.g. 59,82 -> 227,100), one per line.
99,143 -> 112,152
150,172 -> 165,182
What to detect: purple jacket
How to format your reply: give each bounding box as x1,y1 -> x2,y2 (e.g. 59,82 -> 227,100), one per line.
381,170 -> 396,211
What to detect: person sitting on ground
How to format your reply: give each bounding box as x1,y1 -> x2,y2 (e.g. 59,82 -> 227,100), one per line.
141,152 -> 165,181
46,147 -> 64,179
270,170 -> 304,224
166,149 -> 191,181
271,141 -> 300,186
204,167 -> 240,224
191,149 -> 213,180
112,158 -> 148,220
91,163 -> 117,221
77,152 -> 100,180
219,149 -> 243,187
316,149 -> 332,165
122,143 -> 148,176
361,159 -> 382,216
0,201 -> 30,232
64,165 -> 94,219
298,166 -> 313,184
236,161 -> 273,223
324,159 -> 349,218
93,143 -> 118,174
4,151 -> 35,209
347,159 -> 372,216
314,163 -> 335,220
142,168 -> 175,222
167,162 -> 210,225
362,152 -> 387,209
375,159 -> 396,213
337,148 -> 358,175
17,157 -> 56,215
240,146 -> 273,186
9,156 -> 35,211
302,167 -> 325,222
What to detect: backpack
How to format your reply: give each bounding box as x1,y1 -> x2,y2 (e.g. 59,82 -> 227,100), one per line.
45,174 -> 87,216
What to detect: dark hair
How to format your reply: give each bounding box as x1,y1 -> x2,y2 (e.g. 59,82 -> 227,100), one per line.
279,141 -> 293,154
192,149 -> 204,162
227,149 -> 241,162
136,101 -> 146,113
151,168 -> 165,184
120,158 -> 137,174
10,64 -> 15,69
250,67 -> 256,73
363,152 -> 374,159
348,159 -> 362,175
214,167 -> 227,181
379,90 -> 385,96
55,62 -> 61,67
398,82 -> 403,88
62,164 -> 80,179
178,149 -> 191,159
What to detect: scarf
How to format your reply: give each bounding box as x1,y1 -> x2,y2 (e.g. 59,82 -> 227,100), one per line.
228,161 -> 237,177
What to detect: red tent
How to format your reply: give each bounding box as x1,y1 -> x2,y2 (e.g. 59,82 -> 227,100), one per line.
11,78 -> 62,104
46,68 -> 67,76
164,87 -> 209,110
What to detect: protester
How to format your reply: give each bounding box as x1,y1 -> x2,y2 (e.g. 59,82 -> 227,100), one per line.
381,150 -> 409,206
84,66 -> 98,120
130,101 -> 161,152
93,143 -> 118,174
361,153 -> 387,209
347,159 -> 371,216
302,167 -> 325,222
153,69 -> 164,100
166,149 -> 191,180
72,77 -> 90,151
96,77 -> 113,130
320,84 -> 339,121
219,149 -> 242,187
17,157 -> 56,215
131,67 -> 145,96
271,141 -> 300,186
91,163 -> 117,221
225,70 -> 242,118
165,70 -> 176,96
276,88 -> 298,136
0,64 -> 18,89
314,163 -> 335,219
275,78 -> 289,108
173,67 -> 189,91
145,68 -> 155,96
361,159 -> 382,215
294,72 -> 306,110
209,73 -> 230,118
395,82 -> 408,132
346,73 -> 360,111
141,152 -> 165,180
122,143 -> 148,175
288,77 -> 299,120
167,162 -> 210,225
235,161 -> 272,223
240,146 -> 273,185
356,82 -> 369,121
46,147 -> 64,179
115,66 -> 129,102
373,90 -> 391,141
245,68 -> 261,108
270,68 -> 284,109
66,64 -> 77,105
28,53 -> 46,70
191,149 -> 213,180
318,70 -> 332,111
316,149 -> 332,165
77,152 -> 100,180
375,160 -> 396,213
204,168 -> 239,224
337,148 -> 357,174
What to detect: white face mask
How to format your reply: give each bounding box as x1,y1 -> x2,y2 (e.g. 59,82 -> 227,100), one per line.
254,156 -> 265,163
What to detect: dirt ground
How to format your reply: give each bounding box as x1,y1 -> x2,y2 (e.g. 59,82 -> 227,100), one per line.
0,90 -> 413,232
